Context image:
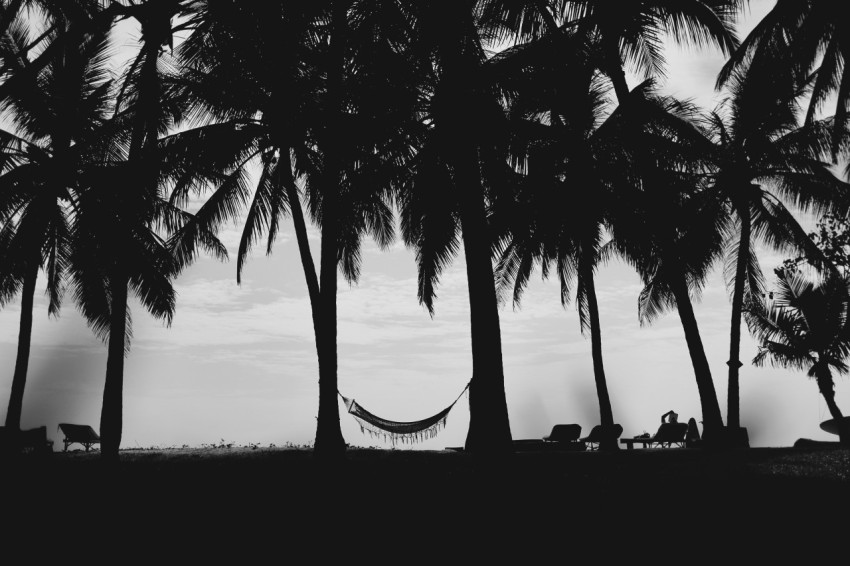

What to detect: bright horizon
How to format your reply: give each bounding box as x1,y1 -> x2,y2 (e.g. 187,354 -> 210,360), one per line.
3,0 -> 846,451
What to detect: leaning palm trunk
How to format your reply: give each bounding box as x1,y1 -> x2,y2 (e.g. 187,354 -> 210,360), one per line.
814,365 -> 849,446
100,274 -> 128,460
726,208 -> 751,433
580,258 -> 617,451
670,276 -> 725,444
457,154 -> 513,454
4,261 -> 38,430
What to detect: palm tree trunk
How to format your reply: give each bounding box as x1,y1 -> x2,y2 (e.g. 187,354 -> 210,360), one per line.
4,262 -> 38,430
727,208 -> 751,432
671,276 -> 726,444
457,152 -> 513,455
605,40 -> 631,104
313,173 -> 346,459
285,174 -> 345,457
285,177 -> 320,308
100,274 -> 128,461
313,2 -> 348,460
580,257 -> 617,451
814,365 -> 848,445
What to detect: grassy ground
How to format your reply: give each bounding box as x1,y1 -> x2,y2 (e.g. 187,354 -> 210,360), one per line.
3,444 -> 848,560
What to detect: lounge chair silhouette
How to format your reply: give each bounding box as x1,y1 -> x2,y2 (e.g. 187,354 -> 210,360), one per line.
580,424 -> 624,450
58,424 -> 101,452
620,422 -> 688,449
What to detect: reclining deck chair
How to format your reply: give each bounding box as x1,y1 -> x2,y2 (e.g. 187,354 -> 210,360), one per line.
620,422 -> 688,449
580,424 -> 624,450
58,423 -> 100,452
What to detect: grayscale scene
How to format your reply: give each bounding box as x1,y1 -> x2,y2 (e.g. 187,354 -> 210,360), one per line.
1,1 -> 848,559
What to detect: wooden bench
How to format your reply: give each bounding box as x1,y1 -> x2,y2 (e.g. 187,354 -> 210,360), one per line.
0,426 -> 54,456
58,423 -> 101,452
620,422 -> 688,449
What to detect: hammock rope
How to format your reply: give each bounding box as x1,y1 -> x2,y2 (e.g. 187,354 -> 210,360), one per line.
338,380 -> 471,446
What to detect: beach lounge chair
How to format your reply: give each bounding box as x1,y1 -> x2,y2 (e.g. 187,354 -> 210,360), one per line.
620,422 -> 688,449
513,424 -> 585,451
580,424 -> 624,450
58,423 -> 100,452
543,424 -> 582,443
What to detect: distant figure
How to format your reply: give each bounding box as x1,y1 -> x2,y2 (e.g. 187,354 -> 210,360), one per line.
661,410 -> 679,424
686,418 -> 701,448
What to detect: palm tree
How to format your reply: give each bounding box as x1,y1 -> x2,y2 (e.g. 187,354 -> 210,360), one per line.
166,1 -> 415,459
702,55 -> 850,444
562,0 -> 744,104
717,1 -> 850,156
608,86 -> 731,445
492,36 -> 628,450
68,0 -> 223,460
745,266 -> 850,446
0,2 -> 108,431
397,0 -> 525,454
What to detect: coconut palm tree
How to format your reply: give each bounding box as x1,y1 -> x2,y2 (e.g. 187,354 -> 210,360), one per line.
702,54 -> 850,444
717,1 -> 850,156
68,0 -> 224,461
0,3 -> 110,431
562,0 -> 744,104
165,1 -> 416,459
745,266 -> 850,446
397,0 -> 527,454
491,33 -> 629,450
607,85 -> 731,445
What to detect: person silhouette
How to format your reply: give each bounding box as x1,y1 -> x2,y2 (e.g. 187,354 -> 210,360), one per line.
661,410 -> 679,424
686,417 -> 701,447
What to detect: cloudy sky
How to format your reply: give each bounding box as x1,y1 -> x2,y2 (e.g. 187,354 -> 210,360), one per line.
3,0 -> 845,450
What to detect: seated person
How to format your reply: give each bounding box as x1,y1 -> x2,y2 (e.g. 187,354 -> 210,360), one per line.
661,410 -> 679,424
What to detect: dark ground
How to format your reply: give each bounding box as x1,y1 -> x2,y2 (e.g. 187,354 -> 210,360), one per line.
2,445 -> 848,561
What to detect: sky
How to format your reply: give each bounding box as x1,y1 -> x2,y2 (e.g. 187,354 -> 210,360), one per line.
3,0 -> 846,451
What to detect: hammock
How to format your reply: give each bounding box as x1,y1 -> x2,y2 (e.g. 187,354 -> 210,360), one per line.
338,381 -> 470,446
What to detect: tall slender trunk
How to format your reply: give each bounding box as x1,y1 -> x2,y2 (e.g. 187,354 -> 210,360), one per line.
580,255 -> 617,450
313,171 -> 345,458
100,274 -> 128,460
312,2 -> 347,460
671,276 -> 725,444
286,178 -> 320,308
727,208 -> 751,431
457,150 -> 513,455
5,262 -> 38,430
285,175 -> 344,456
605,40 -> 630,104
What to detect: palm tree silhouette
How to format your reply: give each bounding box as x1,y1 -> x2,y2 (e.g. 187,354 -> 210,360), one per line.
397,1 -> 523,454
703,55 -> 850,443
492,38 -> 626,451
717,1 -> 850,155
608,86 -> 730,444
0,2 -> 109,431
745,266 -> 850,446
165,1 -> 414,459
562,0 -> 743,104
69,0 -> 221,460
